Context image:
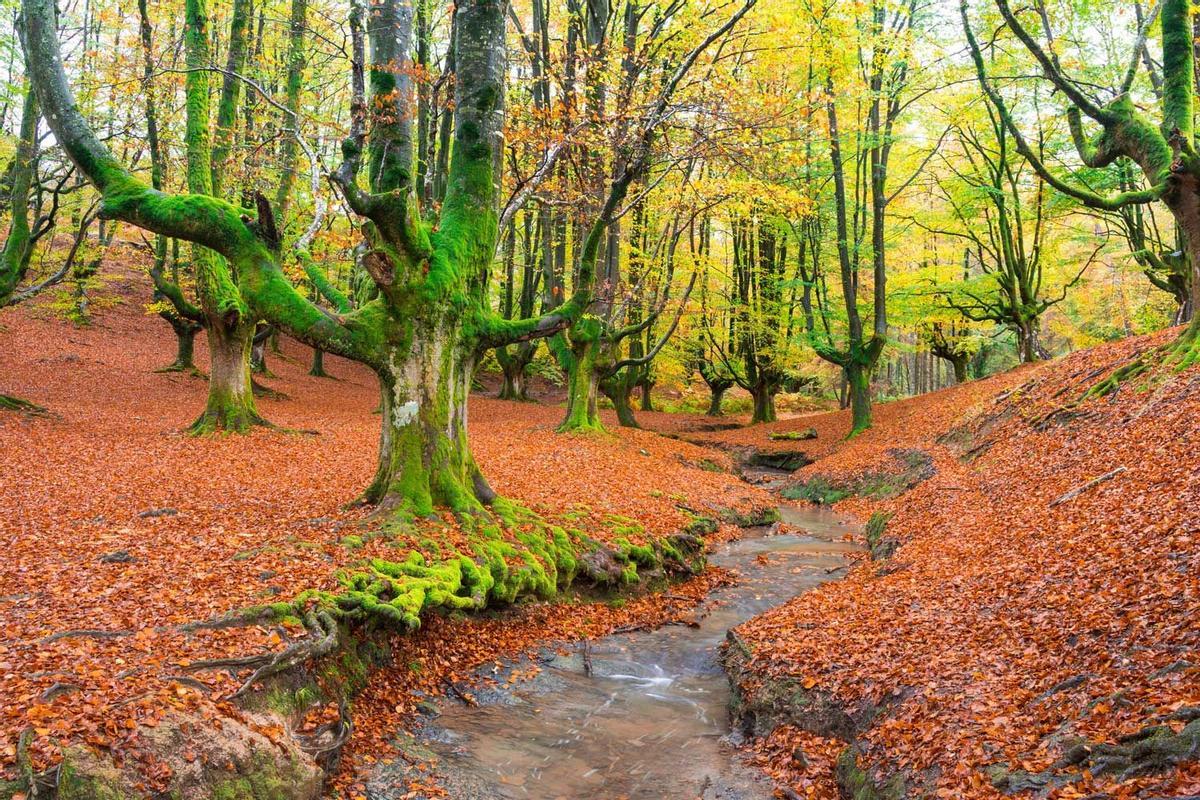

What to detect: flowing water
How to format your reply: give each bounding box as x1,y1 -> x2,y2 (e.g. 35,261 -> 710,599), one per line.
369,505 -> 857,800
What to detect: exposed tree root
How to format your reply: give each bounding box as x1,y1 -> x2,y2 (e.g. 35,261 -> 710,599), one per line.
1058,719 -> 1200,780
296,699 -> 353,772
173,500 -> 710,702
1080,326 -> 1200,403
153,363 -> 203,377
251,378 -> 290,400
229,610 -> 339,698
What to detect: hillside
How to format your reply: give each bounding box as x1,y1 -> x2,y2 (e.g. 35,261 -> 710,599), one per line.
698,330 -> 1200,799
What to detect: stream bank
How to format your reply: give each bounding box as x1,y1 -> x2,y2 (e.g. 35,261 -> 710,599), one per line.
366,501 -> 858,799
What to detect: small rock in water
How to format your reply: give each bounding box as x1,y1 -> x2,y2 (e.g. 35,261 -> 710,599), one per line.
417,700 -> 441,717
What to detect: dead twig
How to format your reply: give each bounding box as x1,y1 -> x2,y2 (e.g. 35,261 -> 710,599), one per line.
1049,467 -> 1127,508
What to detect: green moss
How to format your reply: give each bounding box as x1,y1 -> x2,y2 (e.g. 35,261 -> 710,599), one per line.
834,746 -> 906,800
720,506 -> 782,526
679,513 -> 716,537
603,513 -> 645,538
262,684 -> 321,719
782,479 -> 852,504
56,751 -> 130,800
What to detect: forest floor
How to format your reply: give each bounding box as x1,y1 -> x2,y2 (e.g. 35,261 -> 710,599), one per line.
687,330 -> 1200,799
1,256 -> 1197,800
0,258 -> 770,796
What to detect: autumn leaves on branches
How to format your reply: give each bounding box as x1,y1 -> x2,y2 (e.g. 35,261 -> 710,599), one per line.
962,0 -> 1200,381
22,0 -> 756,518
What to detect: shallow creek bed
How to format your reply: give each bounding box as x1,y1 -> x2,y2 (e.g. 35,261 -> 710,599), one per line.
369,505 -> 858,800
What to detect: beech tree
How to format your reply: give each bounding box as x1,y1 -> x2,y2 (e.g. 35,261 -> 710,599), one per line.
963,0 -> 1200,381
23,0 -> 751,517
919,103 -> 1092,363
796,0 -> 920,435
553,0 -> 757,432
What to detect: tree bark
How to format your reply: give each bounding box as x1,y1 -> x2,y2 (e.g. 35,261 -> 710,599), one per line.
750,381 -> 777,424
363,324 -> 493,516
706,383 -> 728,416
191,320 -> 263,433
601,374 -> 639,428
846,360 -> 872,436
0,74 -> 38,304
638,374 -> 654,411
309,347 -> 329,377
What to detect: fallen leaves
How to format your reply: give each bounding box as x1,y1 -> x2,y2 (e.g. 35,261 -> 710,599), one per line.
0,259 -> 771,788
701,329 -> 1200,798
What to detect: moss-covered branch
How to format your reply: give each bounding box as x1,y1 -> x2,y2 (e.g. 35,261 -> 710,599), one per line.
962,1 -> 1167,212
0,73 -> 39,306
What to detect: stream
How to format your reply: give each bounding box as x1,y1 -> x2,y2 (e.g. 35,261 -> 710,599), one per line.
369,504 -> 857,800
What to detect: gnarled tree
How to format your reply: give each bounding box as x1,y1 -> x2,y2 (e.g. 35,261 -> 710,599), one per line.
23,0 -> 589,518
963,0 -> 1200,379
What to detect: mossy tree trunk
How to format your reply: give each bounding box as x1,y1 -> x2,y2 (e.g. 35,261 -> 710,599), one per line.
0,74 -> 38,305
23,0 -> 749,517
362,315 -> 497,516
273,0 -> 306,229
600,370 -> 639,428
183,0 -> 264,433
846,359 -> 872,434
163,317 -> 200,372
193,321 -> 263,431
750,379 -> 776,424
965,0 -> 1200,372
705,381 -> 730,416
496,347 -> 533,400
556,319 -> 606,432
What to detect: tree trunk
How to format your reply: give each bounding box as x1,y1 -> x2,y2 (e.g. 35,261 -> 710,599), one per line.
706,383 -> 728,416
638,376 -> 654,411
250,323 -> 272,375
1163,179 -> 1200,366
950,355 -> 968,384
498,359 -> 527,401
1016,321 -> 1043,364
750,381 -> 776,424
0,75 -> 38,304
159,318 -> 199,372
496,344 -> 534,401
363,330 -> 493,517
191,319 -> 263,433
557,323 -> 605,432
309,347 -> 330,377
846,360 -> 872,437
601,376 -> 639,428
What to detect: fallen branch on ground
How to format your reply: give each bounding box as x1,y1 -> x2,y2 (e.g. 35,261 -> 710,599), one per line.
1049,467 -> 1127,508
